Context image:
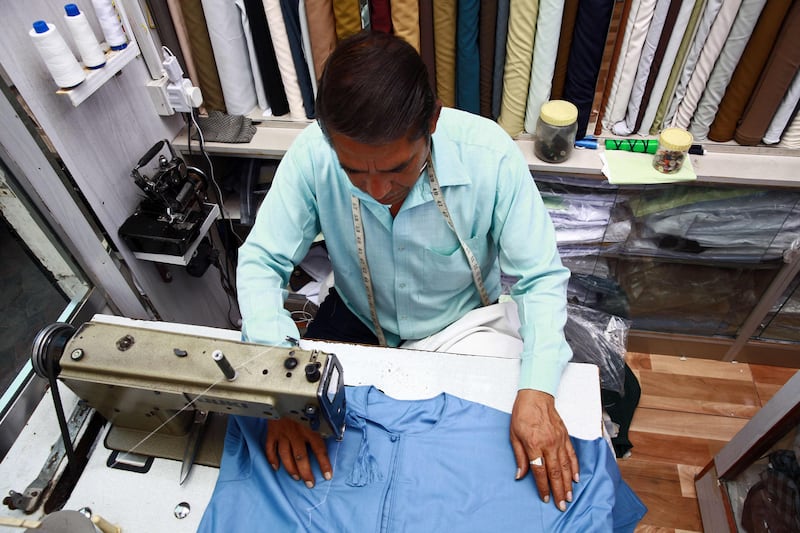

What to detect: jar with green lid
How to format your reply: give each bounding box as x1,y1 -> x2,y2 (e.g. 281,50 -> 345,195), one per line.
534,100 -> 578,164
652,128 -> 693,174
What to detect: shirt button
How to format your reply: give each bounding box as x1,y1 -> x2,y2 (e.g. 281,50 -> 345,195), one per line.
390,435 -> 399,442
399,283 -> 406,288
398,246 -> 405,251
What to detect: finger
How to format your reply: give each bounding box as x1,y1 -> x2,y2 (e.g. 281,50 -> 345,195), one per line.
567,438 -> 580,483
277,438 -> 300,481
265,429 -> 279,470
510,435 -> 529,480
308,433 -> 333,481
544,450 -> 567,512
293,448 -> 316,488
530,457 -> 551,504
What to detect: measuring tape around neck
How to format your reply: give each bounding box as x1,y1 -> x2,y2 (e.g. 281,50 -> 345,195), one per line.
350,151 -> 491,346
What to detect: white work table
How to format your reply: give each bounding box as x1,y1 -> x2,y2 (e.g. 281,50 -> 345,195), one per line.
0,315 -> 601,533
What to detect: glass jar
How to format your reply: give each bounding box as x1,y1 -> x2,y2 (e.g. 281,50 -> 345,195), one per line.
652,128 -> 693,174
534,100 -> 578,164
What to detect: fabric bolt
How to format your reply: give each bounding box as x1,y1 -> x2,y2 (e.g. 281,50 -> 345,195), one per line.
650,0 -> 705,135
594,0 -> 635,136
456,0 -> 481,114
433,0 -> 457,107
602,0 -> 644,130
523,0 -> 565,134
280,0 -> 316,118
763,70 -> 800,144
550,0 -> 580,100
497,0 -> 539,137
297,1 -> 318,94
479,0 -> 498,118
263,0 -> 307,119
198,387 -> 647,533
491,0 -> 511,120
147,1 -> 188,80
735,1 -> 800,146
180,0 -> 226,112
777,108 -> 800,149
635,0 -> 694,135
689,0 -> 767,140
202,0 -> 259,115
304,0 -> 337,83
632,0 -> 683,133
244,0 -> 290,116
332,0 -> 362,40
611,0 -> 672,136
418,0 -> 436,93
591,0 -> 629,136
671,0 -> 743,130
663,0 -> 723,128
237,108 -> 571,394
390,0 -> 420,51
167,0 -> 200,90
369,0 -> 392,33
559,0 -> 613,139
237,0 -> 270,111
602,0 -> 656,131
708,0 -> 792,142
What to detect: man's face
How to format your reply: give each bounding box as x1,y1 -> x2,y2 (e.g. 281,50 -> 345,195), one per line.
329,131 -> 430,207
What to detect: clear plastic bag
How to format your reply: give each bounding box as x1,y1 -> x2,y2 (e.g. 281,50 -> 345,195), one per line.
565,303 -> 631,395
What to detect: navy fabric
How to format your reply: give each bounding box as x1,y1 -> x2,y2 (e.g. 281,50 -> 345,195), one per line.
456,0 -> 481,114
198,386 -> 646,532
279,0 -> 316,118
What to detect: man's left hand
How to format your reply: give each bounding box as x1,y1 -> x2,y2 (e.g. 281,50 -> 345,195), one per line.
510,389 -> 579,511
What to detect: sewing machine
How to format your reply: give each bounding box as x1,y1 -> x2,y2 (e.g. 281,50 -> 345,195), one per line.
0,315 -> 602,532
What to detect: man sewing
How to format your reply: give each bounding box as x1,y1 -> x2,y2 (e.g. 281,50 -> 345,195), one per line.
237,31 -> 578,511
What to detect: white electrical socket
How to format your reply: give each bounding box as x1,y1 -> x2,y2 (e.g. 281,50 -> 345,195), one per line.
146,76 -> 174,116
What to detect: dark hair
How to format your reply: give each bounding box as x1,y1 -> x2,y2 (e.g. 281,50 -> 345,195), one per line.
316,31 -> 436,144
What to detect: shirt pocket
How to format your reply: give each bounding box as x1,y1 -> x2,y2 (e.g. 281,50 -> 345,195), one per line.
422,234 -> 488,292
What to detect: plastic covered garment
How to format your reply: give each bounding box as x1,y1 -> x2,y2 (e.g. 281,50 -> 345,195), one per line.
198,386 -> 647,532
565,303 -> 630,396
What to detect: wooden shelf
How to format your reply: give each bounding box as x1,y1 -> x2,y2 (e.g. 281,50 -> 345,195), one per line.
55,41 -> 141,107
173,121 -> 800,188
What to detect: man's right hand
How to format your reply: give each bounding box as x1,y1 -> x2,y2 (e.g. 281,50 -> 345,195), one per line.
265,418 -> 333,488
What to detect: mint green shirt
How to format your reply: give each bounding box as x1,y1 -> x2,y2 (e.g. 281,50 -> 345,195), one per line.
237,108 -> 572,395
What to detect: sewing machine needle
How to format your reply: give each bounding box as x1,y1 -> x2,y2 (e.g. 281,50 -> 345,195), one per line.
180,410 -> 209,485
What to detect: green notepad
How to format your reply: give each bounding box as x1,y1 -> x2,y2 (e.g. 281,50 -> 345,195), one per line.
602,150 -> 696,185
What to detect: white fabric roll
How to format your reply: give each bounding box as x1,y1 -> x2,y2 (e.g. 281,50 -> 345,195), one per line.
777,106 -> 800,149
764,70 -> 800,144
263,0 -> 306,119
523,0 -> 565,134
202,0 -> 258,115
603,0 -> 643,130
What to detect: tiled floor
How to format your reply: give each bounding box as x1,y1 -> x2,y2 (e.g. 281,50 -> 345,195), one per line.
620,352 -> 799,532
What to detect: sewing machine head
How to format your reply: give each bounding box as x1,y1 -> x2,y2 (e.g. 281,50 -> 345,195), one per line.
31,318 -> 346,466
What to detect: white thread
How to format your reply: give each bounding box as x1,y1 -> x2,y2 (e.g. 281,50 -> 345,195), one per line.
91,0 -> 128,49
305,440 -> 342,526
109,343 -> 280,467
64,5 -> 106,68
28,22 -> 86,89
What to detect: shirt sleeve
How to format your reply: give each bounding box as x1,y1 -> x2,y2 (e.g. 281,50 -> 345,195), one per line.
236,135 -> 321,345
493,144 -> 573,396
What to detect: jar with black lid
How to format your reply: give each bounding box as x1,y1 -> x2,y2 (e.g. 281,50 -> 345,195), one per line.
534,100 -> 578,164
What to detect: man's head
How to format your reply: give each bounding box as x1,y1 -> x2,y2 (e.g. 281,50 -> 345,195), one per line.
316,31 -> 438,145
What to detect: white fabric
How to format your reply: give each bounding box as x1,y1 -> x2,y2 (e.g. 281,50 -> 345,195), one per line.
777,102 -> 800,149
636,0 -> 696,134
672,0 -> 743,130
202,0 -> 258,115
764,69 -> 800,144
401,301 -> 523,358
689,0 -> 766,140
298,0 -> 318,96
263,0 -> 306,119
603,0 -> 643,130
604,0 -> 656,131
523,0 -> 565,133
612,0 -> 672,136
663,0 -> 723,127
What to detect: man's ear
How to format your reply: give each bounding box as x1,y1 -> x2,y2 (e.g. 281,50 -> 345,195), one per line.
429,100 -> 442,135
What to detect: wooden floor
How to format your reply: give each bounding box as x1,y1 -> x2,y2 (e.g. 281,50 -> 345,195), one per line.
619,352 -> 799,532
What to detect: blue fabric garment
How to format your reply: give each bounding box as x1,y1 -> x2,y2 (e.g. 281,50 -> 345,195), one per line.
456,0 -> 480,114
198,386 -> 646,532
236,108 -> 571,394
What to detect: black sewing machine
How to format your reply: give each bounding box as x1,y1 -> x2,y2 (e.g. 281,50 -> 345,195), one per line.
119,139 -> 215,257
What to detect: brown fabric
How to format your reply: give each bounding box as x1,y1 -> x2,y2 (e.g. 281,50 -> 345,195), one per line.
332,0 -> 362,40
708,0 -> 793,142
633,0 -> 682,132
433,0 -> 457,107
418,0 -> 436,94
305,0 -> 338,81
735,1 -> 800,146
550,0 -> 579,100
369,0 -> 392,33
391,0 -> 420,51
594,0 -> 632,136
180,0 -> 226,112
479,0 -> 498,118
167,0 -> 199,89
